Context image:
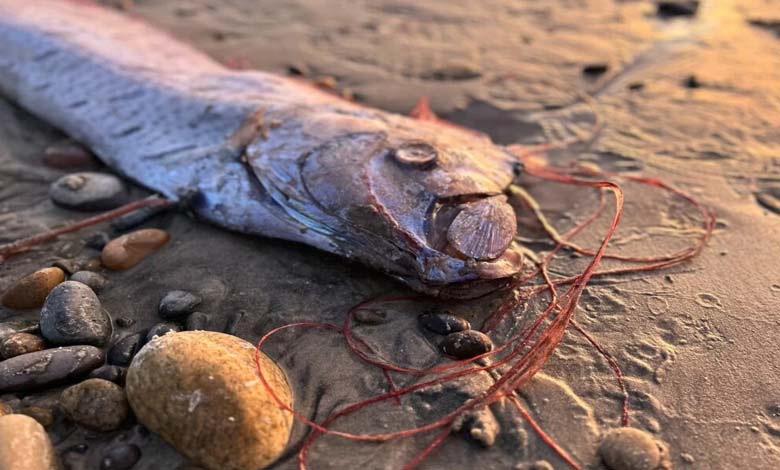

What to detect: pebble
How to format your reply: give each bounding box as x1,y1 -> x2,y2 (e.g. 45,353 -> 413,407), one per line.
1,267 -> 66,310
657,0 -> 699,17
69,271 -> 108,293
0,332 -> 46,359
82,257 -> 104,271
599,427 -> 664,470
0,319 -> 39,341
100,444 -> 142,470
19,406 -> 55,428
419,311 -> 471,335
42,140 -> 99,169
115,317 -> 136,328
110,205 -> 169,233
40,281 -> 111,346
52,258 -> 84,276
440,330 -> 493,359
84,231 -> 112,250
101,229 -> 170,270
50,172 -> 127,211
126,331 -> 293,470
108,332 -> 145,366
354,308 -> 387,325
0,414 -> 59,470
158,290 -> 201,319
146,322 -> 180,342
60,379 -> 129,431
0,345 -> 104,392
0,402 -> 12,416
185,311 -> 210,331
582,63 -> 609,76
89,365 -> 127,384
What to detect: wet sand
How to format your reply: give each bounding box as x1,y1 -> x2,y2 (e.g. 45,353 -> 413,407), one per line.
1,0 -> 780,468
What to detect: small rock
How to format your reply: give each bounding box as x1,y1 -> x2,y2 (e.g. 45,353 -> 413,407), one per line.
82,257 -> 104,271
146,322 -> 180,342
354,308 -> 387,325
599,427 -> 664,470
50,172 -> 127,211
1,267 -> 66,310
452,407 -> 499,447
185,312 -> 210,331
101,444 -> 142,470
110,206 -> 170,233
0,345 -> 104,392
101,229 -> 170,270
656,0 -> 699,17
582,63 -> 609,76
0,414 -> 59,470
69,271 -> 108,293
421,62 -> 482,81
40,281 -> 111,346
0,332 -> 46,359
0,319 -> 39,341
42,140 -> 99,169
126,331 -> 293,470
60,378 -> 129,431
0,402 -> 12,416
115,317 -> 136,328
515,461 -> 554,470
158,290 -> 201,319
683,74 -> 701,88
52,258 -> 84,276
440,330 -> 493,359
223,311 -> 244,335
108,333 -> 145,366
20,405 -> 55,428
89,365 -> 127,384
84,231 -> 112,250
419,311 -> 471,335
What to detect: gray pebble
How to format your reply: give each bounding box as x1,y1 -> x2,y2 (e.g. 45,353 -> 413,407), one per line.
146,322 -> 180,342
185,311 -> 209,331
0,345 -> 104,392
158,290 -> 201,319
108,332 -> 145,366
440,330 -> 493,359
101,443 -> 142,470
40,281 -> 111,346
69,271 -> 108,293
419,311 -> 471,335
50,172 -> 127,211
84,231 -> 111,250
89,365 -> 127,384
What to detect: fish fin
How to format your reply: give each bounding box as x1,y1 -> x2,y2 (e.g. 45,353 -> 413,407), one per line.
409,97 -> 439,121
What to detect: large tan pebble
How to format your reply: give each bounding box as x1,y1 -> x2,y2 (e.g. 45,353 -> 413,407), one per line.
599,427 -> 664,470
101,229 -> 169,270
1,267 -> 65,309
126,331 -> 292,470
60,378 -> 129,431
0,414 -> 59,470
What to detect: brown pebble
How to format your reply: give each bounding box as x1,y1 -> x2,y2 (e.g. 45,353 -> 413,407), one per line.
101,229 -> 170,270
440,330 -> 493,359
0,333 -> 47,359
599,427 -> 664,470
1,267 -> 66,310
0,402 -> 11,417
82,258 -> 104,271
42,141 -> 99,169
20,406 -> 55,428
60,378 -> 129,431
0,414 -> 59,470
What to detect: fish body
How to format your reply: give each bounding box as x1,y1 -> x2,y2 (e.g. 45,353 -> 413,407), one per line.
0,0 -> 524,297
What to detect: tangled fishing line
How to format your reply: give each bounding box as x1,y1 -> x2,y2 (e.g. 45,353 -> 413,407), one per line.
251,102 -> 716,470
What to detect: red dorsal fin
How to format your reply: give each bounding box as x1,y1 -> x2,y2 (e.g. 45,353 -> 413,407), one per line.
409,97 -> 439,122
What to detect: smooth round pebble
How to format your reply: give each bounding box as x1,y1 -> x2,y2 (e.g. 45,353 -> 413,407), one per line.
1,267 -> 66,310
60,379 -> 129,432
50,172 -> 127,211
440,330 -> 493,359
42,141 -> 99,169
146,322 -> 180,342
0,332 -> 46,359
158,290 -> 201,319
108,333 -> 145,366
101,229 -> 170,270
419,311 -> 471,335
20,406 -> 55,428
0,414 -> 58,470
101,443 -> 142,470
185,311 -> 209,331
89,365 -> 127,384
126,331 -> 293,470
599,427 -> 664,470
0,345 -> 104,392
40,281 -> 111,346
69,271 -> 108,292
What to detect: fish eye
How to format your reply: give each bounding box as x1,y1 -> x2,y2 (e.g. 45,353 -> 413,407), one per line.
392,141 -> 438,168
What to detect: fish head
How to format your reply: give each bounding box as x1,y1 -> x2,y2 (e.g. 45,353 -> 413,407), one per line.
300,116 -> 525,298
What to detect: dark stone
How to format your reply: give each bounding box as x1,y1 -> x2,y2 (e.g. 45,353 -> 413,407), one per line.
440,330 -> 493,359
145,322 -> 180,342
110,205 -> 169,233
52,258 -> 83,276
115,317 -> 136,328
185,311 -> 210,331
657,1 -> 699,18
683,74 -> 701,88
100,444 -> 142,470
0,332 -> 46,359
69,271 -> 108,293
108,332 -> 145,366
40,281 -> 111,346
89,365 -> 127,384
0,345 -> 104,392
628,82 -> 645,91
49,172 -> 128,211
84,231 -> 112,250
582,63 -> 608,76
419,311 -> 471,335
158,290 -> 201,319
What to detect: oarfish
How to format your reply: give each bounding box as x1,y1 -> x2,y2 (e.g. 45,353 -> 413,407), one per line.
0,0 -> 525,297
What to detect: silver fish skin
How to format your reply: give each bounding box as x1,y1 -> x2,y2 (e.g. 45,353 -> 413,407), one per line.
0,0 -> 524,297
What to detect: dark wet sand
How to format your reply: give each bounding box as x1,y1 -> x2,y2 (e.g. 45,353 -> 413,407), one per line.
2,0 -> 780,468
